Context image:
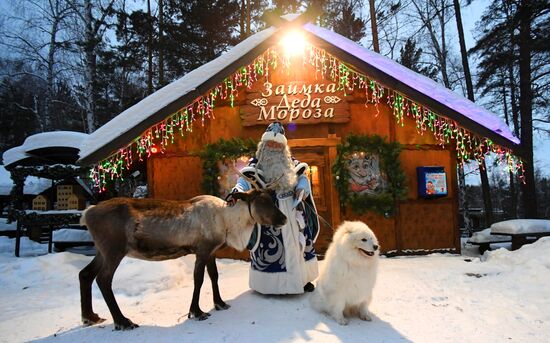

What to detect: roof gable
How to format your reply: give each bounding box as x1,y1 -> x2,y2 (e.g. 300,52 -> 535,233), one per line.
303,24 -> 519,147
78,18 -> 519,168
78,27 -> 279,165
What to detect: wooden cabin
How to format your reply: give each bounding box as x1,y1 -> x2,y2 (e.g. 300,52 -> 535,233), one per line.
78,14 -> 521,257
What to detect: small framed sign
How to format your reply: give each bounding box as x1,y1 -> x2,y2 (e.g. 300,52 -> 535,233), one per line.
417,166 -> 447,198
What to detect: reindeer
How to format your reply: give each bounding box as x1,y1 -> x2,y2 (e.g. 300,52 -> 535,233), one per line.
78,188 -> 286,330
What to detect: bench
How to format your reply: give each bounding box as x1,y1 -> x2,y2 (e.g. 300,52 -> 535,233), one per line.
53,241 -> 95,252
467,228 -> 511,254
52,226 -> 94,253
14,210 -> 83,257
490,219 -> 550,251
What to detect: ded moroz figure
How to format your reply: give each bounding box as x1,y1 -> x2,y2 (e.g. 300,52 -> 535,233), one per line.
230,122 -> 320,294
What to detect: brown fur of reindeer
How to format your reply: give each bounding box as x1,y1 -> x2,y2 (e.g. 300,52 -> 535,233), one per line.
78,189 -> 286,330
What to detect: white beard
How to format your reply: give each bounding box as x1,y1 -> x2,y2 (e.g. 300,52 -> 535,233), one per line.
256,142 -> 297,193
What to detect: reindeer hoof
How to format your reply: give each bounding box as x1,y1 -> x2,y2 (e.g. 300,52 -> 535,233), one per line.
215,302 -> 231,311
188,310 -> 211,321
82,313 -> 106,326
114,318 -> 139,330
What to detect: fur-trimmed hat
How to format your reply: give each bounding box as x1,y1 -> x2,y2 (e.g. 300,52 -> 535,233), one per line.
261,122 -> 287,145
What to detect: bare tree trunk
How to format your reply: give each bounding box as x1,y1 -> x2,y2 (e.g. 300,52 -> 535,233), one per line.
239,0 -> 251,40
518,1 -> 538,218
33,95 -> 44,132
84,0 -> 96,133
498,0 -> 520,138
437,0 -> 450,87
368,0 -> 380,52
453,0 -> 493,226
147,0 -> 153,94
501,77 -> 518,218
44,18 -> 59,132
158,0 -> 165,87
458,165 -> 473,234
246,0 -> 251,37
240,0 -> 245,39
479,161 -> 494,225
453,0 -> 474,101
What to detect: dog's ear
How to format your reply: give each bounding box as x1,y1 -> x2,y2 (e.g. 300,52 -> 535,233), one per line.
342,221 -> 354,234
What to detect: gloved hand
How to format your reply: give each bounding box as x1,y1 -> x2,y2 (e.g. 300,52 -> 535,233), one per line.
293,188 -> 306,209
294,188 -> 306,202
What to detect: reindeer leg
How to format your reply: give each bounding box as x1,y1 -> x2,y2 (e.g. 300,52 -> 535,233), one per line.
79,253 -> 106,326
96,253 -> 138,330
206,255 -> 230,311
189,255 -> 210,320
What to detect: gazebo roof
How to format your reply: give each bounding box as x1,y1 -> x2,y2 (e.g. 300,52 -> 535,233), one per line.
2,131 -> 88,169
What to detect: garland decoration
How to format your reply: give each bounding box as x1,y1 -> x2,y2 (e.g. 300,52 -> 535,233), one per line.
90,41 -> 524,192
333,134 -> 407,216
199,138 -> 257,196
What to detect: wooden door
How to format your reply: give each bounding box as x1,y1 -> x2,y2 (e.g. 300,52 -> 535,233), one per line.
290,139 -> 340,255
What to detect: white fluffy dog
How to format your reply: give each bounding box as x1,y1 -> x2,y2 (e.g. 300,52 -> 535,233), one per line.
310,221 -> 379,325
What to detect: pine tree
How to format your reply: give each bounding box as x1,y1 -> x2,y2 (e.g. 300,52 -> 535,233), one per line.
398,38 -> 438,80
0,61 -> 41,151
320,0 -> 368,43
160,0 -> 241,81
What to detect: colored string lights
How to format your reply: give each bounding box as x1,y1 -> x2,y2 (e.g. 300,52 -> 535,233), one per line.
90,43 -> 524,191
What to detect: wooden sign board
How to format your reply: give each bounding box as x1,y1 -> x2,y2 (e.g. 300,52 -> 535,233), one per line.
240,81 -> 351,126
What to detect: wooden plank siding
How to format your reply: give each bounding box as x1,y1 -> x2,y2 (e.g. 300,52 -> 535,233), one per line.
147,61 -> 460,257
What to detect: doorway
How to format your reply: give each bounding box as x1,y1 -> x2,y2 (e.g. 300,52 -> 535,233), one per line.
289,136 -> 340,254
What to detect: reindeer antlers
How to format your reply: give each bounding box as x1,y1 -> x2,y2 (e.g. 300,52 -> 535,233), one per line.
233,167 -> 283,191
234,168 -> 261,190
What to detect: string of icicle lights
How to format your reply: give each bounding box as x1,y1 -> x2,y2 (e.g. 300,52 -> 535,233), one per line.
90,44 -> 524,191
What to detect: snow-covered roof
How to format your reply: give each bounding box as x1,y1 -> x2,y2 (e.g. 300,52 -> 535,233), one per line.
22,131 -> 88,152
78,27 -> 278,164
303,24 -> 519,145
1,146 -> 30,167
2,131 -> 89,168
0,165 -> 52,196
77,17 -> 519,165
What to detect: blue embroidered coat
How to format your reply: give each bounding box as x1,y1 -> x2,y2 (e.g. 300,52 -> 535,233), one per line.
233,158 -> 320,294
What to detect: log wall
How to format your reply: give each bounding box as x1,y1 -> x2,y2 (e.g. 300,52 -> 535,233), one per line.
147,62 -> 460,257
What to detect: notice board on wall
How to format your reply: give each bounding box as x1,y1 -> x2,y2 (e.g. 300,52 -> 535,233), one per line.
416,166 -> 448,198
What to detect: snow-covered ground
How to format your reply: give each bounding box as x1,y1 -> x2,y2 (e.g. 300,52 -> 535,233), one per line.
0,236 -> 549,343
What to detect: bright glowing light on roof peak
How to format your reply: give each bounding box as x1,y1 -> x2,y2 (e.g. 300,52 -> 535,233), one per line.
280,30 -> 306,57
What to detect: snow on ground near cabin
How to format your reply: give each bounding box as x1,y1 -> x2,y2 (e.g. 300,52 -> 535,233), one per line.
0,218 -> 16,232
0,237 -> 549,343
490,219 -> 550,234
